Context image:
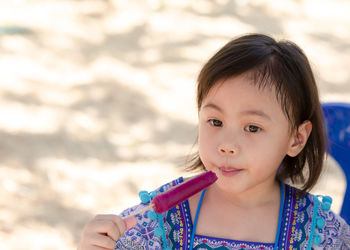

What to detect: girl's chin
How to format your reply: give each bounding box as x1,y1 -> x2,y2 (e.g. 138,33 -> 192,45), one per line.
212,181 -> 245,196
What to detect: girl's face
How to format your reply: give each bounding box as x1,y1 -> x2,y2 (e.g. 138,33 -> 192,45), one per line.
198,74 -> 296,195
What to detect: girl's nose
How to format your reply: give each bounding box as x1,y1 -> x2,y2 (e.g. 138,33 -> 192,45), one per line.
218,144 -> 237,155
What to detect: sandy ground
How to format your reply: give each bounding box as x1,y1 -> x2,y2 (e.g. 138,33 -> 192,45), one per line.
0,0 -> 349,249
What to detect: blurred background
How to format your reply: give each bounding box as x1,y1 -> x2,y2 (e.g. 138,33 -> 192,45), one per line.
0,0 -> 349,249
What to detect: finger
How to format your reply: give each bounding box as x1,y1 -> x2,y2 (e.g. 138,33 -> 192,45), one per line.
123,216 -> 137,230
91,233 -> 117,249
94,214 -> 125,233
113,216 -> 126,236
95,214 -> 134,235
89,220 -> 121,241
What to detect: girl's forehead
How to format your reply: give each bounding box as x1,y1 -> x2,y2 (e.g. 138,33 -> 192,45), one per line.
205,74 -> 276,101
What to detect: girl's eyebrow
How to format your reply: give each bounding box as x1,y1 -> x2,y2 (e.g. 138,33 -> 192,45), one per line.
202,103 -> 223,112
203,103 -> 271,121
240,110 -> 271,121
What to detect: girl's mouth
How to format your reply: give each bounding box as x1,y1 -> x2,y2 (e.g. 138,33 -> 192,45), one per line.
218,167 -> 242,177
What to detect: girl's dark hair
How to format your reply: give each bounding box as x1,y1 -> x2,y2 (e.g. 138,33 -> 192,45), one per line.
187,33 -> 327,193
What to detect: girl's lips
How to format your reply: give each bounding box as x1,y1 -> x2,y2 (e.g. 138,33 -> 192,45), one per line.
218,167 -> 242,177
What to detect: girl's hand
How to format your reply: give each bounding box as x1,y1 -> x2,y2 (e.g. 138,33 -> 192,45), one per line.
77,214 -> 137,250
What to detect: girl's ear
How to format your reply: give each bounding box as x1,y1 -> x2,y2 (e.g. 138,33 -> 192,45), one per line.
287,120 -> 312,157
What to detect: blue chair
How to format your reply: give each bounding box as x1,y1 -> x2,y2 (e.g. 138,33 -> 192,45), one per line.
322,102 -> 350,224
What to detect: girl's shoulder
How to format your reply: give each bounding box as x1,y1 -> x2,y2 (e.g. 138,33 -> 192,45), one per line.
284,184 -> 350,249
116,177 -> 184,250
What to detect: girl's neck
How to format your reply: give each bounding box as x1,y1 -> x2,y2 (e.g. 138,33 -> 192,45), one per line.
208,180 -> 280,209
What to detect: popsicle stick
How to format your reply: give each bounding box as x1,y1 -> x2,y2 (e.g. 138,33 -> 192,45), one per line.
125,203 -> 154,218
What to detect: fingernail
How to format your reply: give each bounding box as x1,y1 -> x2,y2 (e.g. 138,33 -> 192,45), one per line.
124,216 -> 137,229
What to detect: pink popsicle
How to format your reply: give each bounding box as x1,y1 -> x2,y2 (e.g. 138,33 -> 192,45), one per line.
152,171 -> 218,214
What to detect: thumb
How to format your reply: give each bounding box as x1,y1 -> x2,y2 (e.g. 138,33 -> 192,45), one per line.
123,216 -> 137,230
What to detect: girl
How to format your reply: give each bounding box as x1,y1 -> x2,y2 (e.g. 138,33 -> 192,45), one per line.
77,34 -> 350,249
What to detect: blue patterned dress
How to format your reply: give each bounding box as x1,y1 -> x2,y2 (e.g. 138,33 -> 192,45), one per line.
115,177 -> 350,249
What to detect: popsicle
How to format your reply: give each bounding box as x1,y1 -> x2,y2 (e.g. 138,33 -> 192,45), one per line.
151,171 -> 217,213
123,171 -> 218,236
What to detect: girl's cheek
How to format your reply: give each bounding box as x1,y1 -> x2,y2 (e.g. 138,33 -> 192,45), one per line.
199,126 -> 213,143
199,126 -> 210,144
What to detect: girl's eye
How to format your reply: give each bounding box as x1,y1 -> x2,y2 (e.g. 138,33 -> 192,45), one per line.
244,125 -> 261,133
208,119 -> 223,127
